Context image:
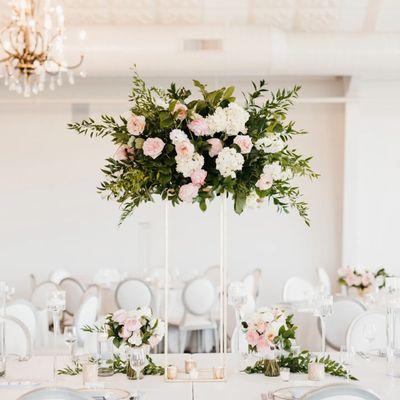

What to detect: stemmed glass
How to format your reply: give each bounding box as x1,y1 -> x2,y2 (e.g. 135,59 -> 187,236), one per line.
363,323 -> 376,359
64,326 -> 77,362
228,282 -> 247,350
129,345 -> 150,399
314,294 -> 333,354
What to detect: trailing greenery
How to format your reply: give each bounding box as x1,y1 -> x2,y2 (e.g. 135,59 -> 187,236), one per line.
244,350 -> 357,380
69,70 -> 318,224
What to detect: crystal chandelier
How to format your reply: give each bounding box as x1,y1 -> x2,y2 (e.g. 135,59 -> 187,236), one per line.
0,0 -> 84,97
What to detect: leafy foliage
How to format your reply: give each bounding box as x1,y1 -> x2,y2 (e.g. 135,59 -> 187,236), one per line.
69,71 -> 318,224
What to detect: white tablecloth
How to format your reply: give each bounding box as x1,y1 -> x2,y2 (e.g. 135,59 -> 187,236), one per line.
1,353 -> 399,399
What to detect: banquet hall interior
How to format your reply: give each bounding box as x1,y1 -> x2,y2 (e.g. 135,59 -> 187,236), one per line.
1,0 -> 400,399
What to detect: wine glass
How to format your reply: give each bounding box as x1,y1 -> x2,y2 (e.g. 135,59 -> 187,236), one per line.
314,294 -> 333,354
363,323 -> 376,359
129,345 -> 150,398
64,326 -> 77,362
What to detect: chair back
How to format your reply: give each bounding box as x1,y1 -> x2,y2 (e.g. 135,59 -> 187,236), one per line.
93,268 -> 121,287
324,297 -> 367,350
283,277 -> 315,302
301,383 -> 381,399
115,278 -> 153,310
204,265 -> 220,288
18,387 -> 90,400
317,267 -> 331,294
49,269 -> 71,285
30,281 -> 59,309
242,268 -> 262,300
2,315 -> 32,360
182,277 -> 215,316
6,300 -> 37,345
346,311 -> 386,352
60,277 -> 86,315
74,295 -> 99,345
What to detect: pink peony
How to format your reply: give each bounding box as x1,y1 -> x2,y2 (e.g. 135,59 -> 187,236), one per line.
114,145 -> 134,161
173,103 -> 188,120
207,138 -> 223,157
246,329 -> 258,346
233,135 -> 253,154
188,117 -> 210,136
143,138 -> 165,159
113,309 -> 128,324
175,140 -> 194,158
256,173 -> 273,190
124,317 -> 142,332
256,335 -> 268,351
191,169 -> 207,186
127,114 -> 145,136
119,325 -> 132,339
179,183 -> 199,203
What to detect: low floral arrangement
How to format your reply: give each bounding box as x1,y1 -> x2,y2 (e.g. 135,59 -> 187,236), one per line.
60,307 -> 166,378
338,266 -> 388,291
241,307 -> 296,354
69,71 -> 318,224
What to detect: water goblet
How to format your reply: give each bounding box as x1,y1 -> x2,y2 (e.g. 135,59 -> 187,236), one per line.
64,326 -> 77,362
363,323 -> 376,359
129,345 -> 150,399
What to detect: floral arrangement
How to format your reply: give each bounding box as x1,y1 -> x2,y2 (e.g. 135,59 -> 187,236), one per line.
338,266 -> 388,291
69,71 -> 318,224
241,307 -> 296,353
105,307 -> 165,349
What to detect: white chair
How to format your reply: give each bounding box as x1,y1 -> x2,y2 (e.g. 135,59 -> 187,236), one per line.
115,278 -> 153,310
30,281 -> 59,310
242,268 -> 262,301
2,315 -> 32,360
346,311 -> 386,353
49,269 -> 71,285
6,300 -> 37,347
204,265 -> 220,288
174,277 -> 218,353
74,295 -> 99,346
18,387 -> 91,400
283,277 -> 315,302
301,383 -> 381,400
317,267 -> 331,294
324,297 -> 367,350
60,277 -> 86,315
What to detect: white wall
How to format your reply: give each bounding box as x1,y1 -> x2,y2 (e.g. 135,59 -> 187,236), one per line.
0,77 -> 344,306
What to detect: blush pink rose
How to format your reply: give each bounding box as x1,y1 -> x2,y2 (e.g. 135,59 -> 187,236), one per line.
173,103 -> 188,120
175,140 -> 194,158
191,169 -> 207,186
188,117 -> 210,136
119,325 -> 132,339
143,138 -> 165,159
113,309 -> 128,324
361,272 -> 374,287
114,145 -> 134,161
257,335 -> 268,350
256,173 -> 273,190
127,114 -> 145,136
178,183 -> 199,203
233,135 -> 253,154
246,329 -> 258,346
255,321 -> 267,334
207,138 -> 223,157
149,335 -> 160,348
124,317 -> 141,332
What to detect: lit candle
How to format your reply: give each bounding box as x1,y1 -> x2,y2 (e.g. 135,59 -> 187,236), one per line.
213,366 -> 224,380
167,365 -> 178,380
280,367 -> 290,381
185,359 -> 197,374
308,362 -> 325,381
82,361 -> 98,386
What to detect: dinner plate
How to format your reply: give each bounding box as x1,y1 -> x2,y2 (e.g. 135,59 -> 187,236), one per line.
79,388 -> 131,400
273,385 -> 317,400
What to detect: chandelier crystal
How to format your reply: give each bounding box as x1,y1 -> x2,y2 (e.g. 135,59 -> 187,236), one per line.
0,0 -> 84,97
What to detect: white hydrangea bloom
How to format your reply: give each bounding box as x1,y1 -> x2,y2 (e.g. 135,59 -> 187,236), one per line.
225,103 -> 250,136
169,129 -> 188,145
215,147 -> 244,178
175,153 -> 204,177
206,107 -> 227,135
255,135 -> 284,153
263,161 -> 283,180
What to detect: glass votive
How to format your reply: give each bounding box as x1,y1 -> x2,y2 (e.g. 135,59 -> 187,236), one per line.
340,345 -> 354,365
166,365 -> 178,380
189,368 -> 199,379
280,367 -> 290,381
82,360 -> 98,387
308,362 -> 325,381
213,366 -> 224,380
185,359 -> 197,374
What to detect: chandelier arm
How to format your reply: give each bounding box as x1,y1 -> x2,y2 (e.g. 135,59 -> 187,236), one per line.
0,55 -> 12,63
47,54 -> 84,70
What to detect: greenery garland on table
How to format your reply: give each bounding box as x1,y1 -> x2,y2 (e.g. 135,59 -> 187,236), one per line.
244,350 -> 357,381
69,71 -> 318,225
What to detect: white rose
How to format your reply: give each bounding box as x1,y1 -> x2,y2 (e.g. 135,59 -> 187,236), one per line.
255,135 -> 284,153
263,162 -> 283,180
128,332 -> 142,346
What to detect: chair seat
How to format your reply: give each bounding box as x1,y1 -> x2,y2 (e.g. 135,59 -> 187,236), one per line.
169,314 -> 216,331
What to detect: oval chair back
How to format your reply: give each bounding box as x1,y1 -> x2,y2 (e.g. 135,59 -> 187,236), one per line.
2,315 -> 32,361
59,277 -> 86,315
115,278 -> 153,310
74,295 -> 99,346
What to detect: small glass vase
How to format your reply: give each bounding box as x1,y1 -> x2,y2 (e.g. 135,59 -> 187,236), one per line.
126,362 -> 144,380
263,358 -> 280,377
97,333 -> 114,377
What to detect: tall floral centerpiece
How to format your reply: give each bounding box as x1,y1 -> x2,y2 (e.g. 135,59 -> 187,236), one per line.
69,71 -> 317,223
